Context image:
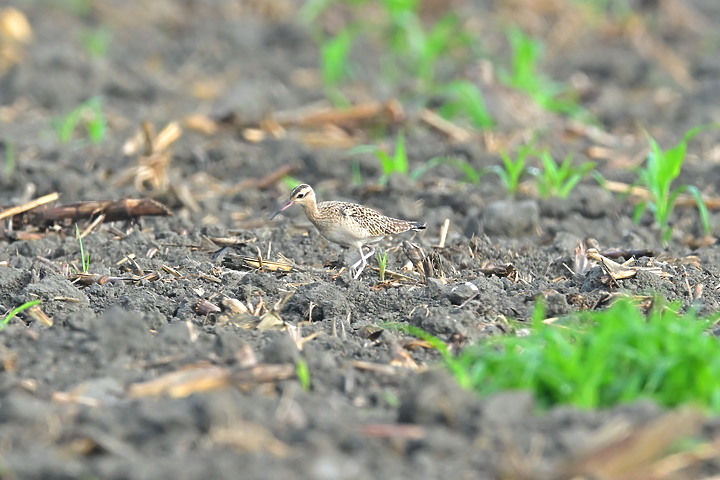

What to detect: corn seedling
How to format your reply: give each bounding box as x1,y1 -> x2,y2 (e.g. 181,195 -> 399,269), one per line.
81,26 -> 112,57
351,160 -> 364,186
1,300 -> 42,329
75,223 -> 91,273
3,141 -> 15,177
349,132 -> 408,185
494,143 -> 535,197
32,0 -> 94,16
501,27 -> 585,117
377,252 -> 388,281
67,0 -> 92,15
532,151 -> 595,198
320,28 -> 355,106
302,0 -> 489,126
634,125 -> 714,244
573,0 -> 633,18
296,358 -> 311,391
377,132 -> 408,184
52,96 -> 107,145
382,391 -> 400,408
382,3 -> 470,90
437,81 -> 494,129
411,156 -> 483,184
298,0 -> 335,24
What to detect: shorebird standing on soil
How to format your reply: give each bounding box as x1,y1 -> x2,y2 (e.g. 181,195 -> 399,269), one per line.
272,184 -> 426,278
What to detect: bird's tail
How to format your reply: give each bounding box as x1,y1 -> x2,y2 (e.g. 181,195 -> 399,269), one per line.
409,222 -> 427,231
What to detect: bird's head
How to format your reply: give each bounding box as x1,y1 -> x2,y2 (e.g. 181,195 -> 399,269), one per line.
271,184 -> 315,219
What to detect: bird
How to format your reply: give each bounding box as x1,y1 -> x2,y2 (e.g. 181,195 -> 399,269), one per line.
271,184 -> 426,278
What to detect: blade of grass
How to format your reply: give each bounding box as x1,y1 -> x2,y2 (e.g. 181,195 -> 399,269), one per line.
1,300 -> 42,329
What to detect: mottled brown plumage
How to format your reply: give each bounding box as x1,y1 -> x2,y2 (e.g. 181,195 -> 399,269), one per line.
272,184 -> 425,278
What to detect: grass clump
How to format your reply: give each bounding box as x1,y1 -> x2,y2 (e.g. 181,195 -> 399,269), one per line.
454,299 -> 720,411
634,125 -> 714,244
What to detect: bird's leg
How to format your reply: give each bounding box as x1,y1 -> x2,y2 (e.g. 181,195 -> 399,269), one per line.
356,246 -> 376,278
349,245 -> 367,271
352,255 -> 366,279
349,245 -> 375,279
361,245 -> 376,263
349,252 -> 363,272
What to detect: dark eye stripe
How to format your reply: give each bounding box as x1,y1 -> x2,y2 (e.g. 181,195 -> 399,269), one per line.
291,184 -> 311,197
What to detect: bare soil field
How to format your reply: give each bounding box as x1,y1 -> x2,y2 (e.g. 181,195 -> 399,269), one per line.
2,1 -> 720,478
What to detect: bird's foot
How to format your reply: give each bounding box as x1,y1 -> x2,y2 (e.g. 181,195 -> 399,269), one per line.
331,267 -> 347,281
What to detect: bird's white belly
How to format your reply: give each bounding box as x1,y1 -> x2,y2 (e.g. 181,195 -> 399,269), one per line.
318,223 -> 379,247
320,225 -> 361,246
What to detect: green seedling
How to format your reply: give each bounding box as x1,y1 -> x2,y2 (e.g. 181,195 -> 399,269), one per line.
634,125 -> 714,244
351,160 -> 364,186
34,0 -> 94,16
411,156 -> 483,184
81,26 -> 112,57
377,132 -> 408,184
502,27 -> 585,117
75,223 -> 91,273
1,300 -> 42,330
52,96 -> 107,145
377,251 -> 388,281
533,151 -> 595,198
320,28 -> 355,106
382,391 -> 400,408
67,0 -> 92,15
437,80 -> 494,129
503,27 -> 541,90
296,358 -> 311,391
302,0 -> 488,126
350,132 -> 409,185
281,175 -> 303,190
383,3 -> 470,90
3,141 -> 15,177
494,143 -> 535,197
415,14 -> 463,88
573,0 -> 633,18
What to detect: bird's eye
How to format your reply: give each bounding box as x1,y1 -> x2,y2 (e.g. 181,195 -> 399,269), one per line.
296,193 -> 305,198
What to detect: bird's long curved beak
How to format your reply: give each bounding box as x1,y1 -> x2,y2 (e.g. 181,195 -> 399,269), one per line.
270,200 -> 294,219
